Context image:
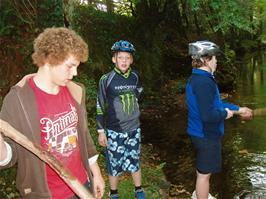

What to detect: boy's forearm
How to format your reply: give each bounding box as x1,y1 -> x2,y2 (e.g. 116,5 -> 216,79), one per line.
90,161 -> 102,177
222,101 -> 239,111
0,134 -> 7,161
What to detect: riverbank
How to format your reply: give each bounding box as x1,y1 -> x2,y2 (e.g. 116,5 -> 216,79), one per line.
140,118 -> 196,198
140,82 -> 195,199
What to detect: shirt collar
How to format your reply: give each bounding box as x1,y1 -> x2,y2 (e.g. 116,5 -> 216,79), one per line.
114,67 -> 132,78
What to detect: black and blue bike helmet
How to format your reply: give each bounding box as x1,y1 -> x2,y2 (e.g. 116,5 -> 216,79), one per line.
189,40 -> 220,59
111,40 -> 135,53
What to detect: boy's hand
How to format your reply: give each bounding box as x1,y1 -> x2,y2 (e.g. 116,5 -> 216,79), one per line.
225,108 -> 234,119
98,132 -> 107,147
238,107 -> 253,120
93,174 -> 105,199
90,162 -> 105,199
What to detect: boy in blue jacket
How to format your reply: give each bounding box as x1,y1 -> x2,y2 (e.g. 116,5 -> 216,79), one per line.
186,41 -> 252,199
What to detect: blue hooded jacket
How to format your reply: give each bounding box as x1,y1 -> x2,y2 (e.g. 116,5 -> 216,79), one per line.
186,68 -> 239,139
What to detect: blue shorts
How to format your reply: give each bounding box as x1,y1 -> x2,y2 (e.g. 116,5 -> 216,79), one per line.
105,128 -> 141,176
190,135 -> 222,174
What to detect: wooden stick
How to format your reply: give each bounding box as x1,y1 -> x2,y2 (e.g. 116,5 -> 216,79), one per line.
0,119 -> 94,199
253,108 -> 266,116
233,108 -> 266,117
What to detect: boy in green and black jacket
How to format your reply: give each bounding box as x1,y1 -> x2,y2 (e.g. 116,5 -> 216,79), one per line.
96,40 -> 145,199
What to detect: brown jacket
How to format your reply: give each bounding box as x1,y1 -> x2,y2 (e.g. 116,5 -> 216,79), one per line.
0,77 -> 98,199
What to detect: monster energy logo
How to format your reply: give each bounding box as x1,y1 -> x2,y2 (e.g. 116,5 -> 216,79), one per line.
120,93 -> 135,115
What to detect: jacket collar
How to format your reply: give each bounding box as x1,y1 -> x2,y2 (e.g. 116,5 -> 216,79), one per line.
192,68 -> 214,78
114,67 -> 132,78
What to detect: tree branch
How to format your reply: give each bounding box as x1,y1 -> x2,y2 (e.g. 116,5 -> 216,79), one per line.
0,119 -> 95,199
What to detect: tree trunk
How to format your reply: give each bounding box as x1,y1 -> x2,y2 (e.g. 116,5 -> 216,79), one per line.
180,0 -> 189,30
193,13 -> 201,36
106,0 -> 113,13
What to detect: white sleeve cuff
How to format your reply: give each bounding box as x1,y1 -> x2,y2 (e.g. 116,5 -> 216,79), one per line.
97,129 -> 104,134
88,154 -> 99,165
0,142 -> 12,166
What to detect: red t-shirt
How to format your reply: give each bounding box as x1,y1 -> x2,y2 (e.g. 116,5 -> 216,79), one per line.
28,78 -> 87,199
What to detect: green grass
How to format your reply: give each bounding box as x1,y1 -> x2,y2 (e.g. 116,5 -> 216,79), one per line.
102,163 -> 166,199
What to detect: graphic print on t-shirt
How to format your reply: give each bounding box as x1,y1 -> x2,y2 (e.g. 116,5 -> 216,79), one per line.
40,103 -> 78,156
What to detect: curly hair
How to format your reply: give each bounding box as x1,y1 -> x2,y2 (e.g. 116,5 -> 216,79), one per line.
32,27 -> 88,67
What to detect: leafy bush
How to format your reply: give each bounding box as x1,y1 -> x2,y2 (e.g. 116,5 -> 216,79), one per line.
0,167 -> 19,199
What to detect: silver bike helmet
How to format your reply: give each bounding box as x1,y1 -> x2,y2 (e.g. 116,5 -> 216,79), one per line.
111,40 -> 135,53
188,40 -> 220,59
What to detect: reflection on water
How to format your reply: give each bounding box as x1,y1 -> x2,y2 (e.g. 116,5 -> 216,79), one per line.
230,53 -> 266,198
141,53 -> 266,199
234,189 -> 266,199
248,153 -> 266,188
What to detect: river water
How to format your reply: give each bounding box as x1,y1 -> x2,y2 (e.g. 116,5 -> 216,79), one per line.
141,53 -> 266,199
